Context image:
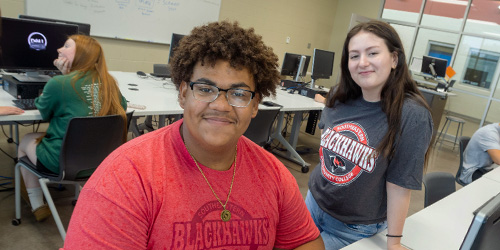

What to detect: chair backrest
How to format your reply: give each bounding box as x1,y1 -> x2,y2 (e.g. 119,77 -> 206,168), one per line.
456,136 -> 471,186
58,115 -> 126,180
423,172 -> 456,207
126,110 -> 134,131
243,107 -> 281,147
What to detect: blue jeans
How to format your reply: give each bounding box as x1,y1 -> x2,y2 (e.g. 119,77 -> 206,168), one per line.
305,190 -> 387,250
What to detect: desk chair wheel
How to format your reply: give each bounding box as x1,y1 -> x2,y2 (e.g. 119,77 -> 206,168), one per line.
12,218 -> 21,226
301,166 -> 309,173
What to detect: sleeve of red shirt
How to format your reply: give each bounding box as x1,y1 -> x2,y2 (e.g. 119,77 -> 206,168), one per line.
273,166 -> 320,248
62,155 -> 153,249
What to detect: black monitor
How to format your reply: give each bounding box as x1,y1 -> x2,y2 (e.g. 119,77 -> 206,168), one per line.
464,68 -> 488,86
19,15 -> 90,36
168,33 -> 185,63
0,17 -> 79,82
421,55 -> 448,78
311,49 -> 335,80
460,192 -> 500,250
280,52 -> 311,81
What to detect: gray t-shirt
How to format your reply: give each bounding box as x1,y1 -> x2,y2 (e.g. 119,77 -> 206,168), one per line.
460,123 -> 500,184
308,97 -> 433,224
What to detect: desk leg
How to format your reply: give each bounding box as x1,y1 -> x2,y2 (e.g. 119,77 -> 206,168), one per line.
9,124 -> 13,141
130,117 -> 142,137
14,123 -> 19,153
287,111 -> 303,157
271,112 -> 310,173
158,115 -> 166,128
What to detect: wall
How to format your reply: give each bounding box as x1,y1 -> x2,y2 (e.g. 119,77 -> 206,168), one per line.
326,0 -> 383,88
1,0 -> 345,80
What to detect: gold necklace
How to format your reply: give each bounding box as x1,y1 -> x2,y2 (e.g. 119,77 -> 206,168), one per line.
186,145 -> 237,222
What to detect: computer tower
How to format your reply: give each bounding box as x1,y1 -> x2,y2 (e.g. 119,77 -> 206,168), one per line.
305,110 -> 321,135
2,75 -> 46,99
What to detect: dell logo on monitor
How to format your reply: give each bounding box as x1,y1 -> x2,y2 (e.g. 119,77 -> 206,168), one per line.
27,32 -> 47,51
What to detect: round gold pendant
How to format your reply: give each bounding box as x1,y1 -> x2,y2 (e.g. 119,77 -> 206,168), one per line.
221,209 -> 231,222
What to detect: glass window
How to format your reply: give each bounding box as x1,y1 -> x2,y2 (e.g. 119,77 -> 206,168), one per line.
494,70 -> 500,100
410,28 -> 459,71
454,36 -> 500,91
421,0 -> 467,31
381,0 -> 422,24
464,0 -> 500,37
462,48 -> 499,89
427,41 -> 454,67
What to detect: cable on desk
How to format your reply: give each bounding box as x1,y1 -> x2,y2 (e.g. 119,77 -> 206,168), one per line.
0,179 -> 14,192
0,146 -> 16,163
1,125 -> 14,143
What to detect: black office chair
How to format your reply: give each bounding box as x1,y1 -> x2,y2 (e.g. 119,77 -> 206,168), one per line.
456,136 -> 491,186
126,110 -> 135,131
423,172 -> 456,207
244,107 -> 281,147
456,136 -> 471,186
12,114 -> 127,240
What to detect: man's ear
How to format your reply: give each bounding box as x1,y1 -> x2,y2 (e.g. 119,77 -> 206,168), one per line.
178,81 -> 188,109
251,93 -> 260,118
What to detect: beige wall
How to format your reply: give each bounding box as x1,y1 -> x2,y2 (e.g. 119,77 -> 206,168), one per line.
1,0 -> 382,88
327,0 -> 383,88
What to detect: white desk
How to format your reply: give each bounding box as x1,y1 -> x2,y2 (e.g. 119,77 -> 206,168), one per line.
342,176 -> 500,250
1,72 -> 324,171
483,166 -> 500,183
265,89 -> 324,172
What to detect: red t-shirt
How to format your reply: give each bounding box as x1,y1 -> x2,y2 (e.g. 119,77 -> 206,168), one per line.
62,120 -> 319,249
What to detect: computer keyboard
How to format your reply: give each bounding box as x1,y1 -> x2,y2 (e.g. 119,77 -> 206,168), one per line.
13,99 -> 37,110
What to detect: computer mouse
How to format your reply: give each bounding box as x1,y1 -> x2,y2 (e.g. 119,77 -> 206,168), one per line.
136,71 -> 147,77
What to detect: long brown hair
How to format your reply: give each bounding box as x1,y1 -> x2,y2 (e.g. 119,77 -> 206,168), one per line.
67,35 -> 127,141
327,20 -> 431,166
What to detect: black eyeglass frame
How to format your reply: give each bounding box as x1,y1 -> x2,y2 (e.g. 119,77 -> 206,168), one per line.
189,81 -> 256,107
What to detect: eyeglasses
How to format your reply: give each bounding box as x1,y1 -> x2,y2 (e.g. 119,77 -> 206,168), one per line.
189,82 -> 256,107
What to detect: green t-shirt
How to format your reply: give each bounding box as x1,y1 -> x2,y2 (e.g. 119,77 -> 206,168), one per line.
35,72 -> 127,173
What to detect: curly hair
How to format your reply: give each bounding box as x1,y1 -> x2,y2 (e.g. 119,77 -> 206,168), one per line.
169,21 -> 280,101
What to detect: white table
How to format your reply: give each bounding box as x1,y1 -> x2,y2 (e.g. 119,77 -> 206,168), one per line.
342,175 -> 500,250
483,166 -> 500,183
265,89 -> 324,172
1,72 -> 325,170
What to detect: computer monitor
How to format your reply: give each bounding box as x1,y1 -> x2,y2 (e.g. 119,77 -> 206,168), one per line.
280,52 -> 311,82
0,17 -> 79,82
464,68 -> 488,87
311,49 -> 335,80
460,192 -> 500,250
421,55 -> 448,78
168,33 -> 185,63
19,15 -> 91,36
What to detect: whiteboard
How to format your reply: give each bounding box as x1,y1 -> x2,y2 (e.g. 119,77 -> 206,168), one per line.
26,0 -> 221,44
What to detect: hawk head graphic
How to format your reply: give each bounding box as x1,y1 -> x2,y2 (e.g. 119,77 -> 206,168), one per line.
329,155 -> 346,172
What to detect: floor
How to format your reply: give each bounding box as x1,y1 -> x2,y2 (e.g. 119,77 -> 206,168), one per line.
0,116 -> 464,249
